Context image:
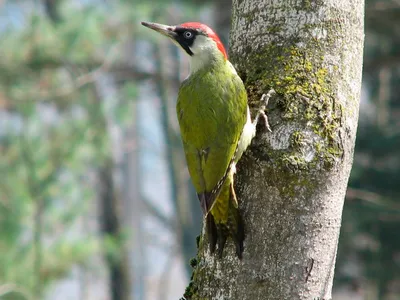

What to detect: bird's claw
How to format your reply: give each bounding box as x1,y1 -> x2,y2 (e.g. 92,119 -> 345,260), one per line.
258,109 -> 272,132
260,89 -> 276,108
253,89 -> 275,132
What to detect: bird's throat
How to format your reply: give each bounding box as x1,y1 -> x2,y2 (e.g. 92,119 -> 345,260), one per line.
189,49 -> 226,74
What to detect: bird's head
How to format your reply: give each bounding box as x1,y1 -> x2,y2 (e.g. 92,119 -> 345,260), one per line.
141,21 -> 227,73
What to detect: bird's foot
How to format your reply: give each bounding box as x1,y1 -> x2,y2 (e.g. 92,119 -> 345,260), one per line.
253,89 -> 275,132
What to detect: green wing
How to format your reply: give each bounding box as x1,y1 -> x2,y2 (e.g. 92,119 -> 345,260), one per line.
176,67 -> 247,214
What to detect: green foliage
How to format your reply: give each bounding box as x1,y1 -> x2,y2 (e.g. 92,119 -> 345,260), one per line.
1,0 -> 211,298
0,2 -> 142,298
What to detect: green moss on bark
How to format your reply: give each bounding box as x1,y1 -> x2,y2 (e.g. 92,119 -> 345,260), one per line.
181,236 -> 211,300
234,44 -> 343,173
290,131 -> 306,149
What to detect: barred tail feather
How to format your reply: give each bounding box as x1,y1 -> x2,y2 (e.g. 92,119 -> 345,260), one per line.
205,182 -> 244,259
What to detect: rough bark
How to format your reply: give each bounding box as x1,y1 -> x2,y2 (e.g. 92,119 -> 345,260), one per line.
185,1 -> 364,299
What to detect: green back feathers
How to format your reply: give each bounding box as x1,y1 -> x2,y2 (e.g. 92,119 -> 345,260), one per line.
176,61 -> 247,203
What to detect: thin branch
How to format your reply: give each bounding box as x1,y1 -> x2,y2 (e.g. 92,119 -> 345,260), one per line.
142,197 -> 174,230
363,54 -> 400,72
1,65 -> 180,111
3,68 -> 179,108
144,232 -> 175,250
346,187 -> 400,212
366,1 -> 400,11
41,44 -> 119,99
0,44 -> 119,107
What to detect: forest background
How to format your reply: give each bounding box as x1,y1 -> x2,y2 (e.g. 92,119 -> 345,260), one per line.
0,0 -> 399,299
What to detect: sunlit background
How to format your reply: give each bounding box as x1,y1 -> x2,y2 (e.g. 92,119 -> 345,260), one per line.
0,0 -> 399,300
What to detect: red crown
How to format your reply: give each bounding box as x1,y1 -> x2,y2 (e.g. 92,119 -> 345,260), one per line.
180,22 -> 227,60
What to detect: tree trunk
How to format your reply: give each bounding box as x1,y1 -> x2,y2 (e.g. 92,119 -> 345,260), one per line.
185,1 -> 364,299
99,162 -> 130,300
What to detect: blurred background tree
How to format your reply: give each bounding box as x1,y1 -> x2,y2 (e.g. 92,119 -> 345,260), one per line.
335,1 -> 400,299
0,0 -> 398,300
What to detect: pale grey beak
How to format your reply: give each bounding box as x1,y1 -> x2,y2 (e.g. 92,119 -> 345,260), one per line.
141,21 -> 177,39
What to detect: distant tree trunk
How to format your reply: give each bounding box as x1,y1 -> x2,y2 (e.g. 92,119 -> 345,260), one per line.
154,43 -> 201,276
43,0 -> 62,23
98,162 -> 130,300
185,1 -> 364,299
91,86 -> 130,300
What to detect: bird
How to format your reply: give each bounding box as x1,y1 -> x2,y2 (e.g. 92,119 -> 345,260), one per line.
141,21 -> 273,259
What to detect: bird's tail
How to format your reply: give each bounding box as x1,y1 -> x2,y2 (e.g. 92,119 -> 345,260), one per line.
206,177 -> 244,259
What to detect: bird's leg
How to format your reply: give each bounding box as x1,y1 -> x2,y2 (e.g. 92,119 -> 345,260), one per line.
229,164 -> 238,207
252,89 -> 276,132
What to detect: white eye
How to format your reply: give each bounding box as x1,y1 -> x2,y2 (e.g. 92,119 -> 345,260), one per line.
184,31 -> 193,39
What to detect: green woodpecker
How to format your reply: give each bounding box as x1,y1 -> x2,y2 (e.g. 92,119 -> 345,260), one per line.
141,21 -> 273,259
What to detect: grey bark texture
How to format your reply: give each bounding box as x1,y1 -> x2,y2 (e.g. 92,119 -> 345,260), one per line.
184,0 -> 364,300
